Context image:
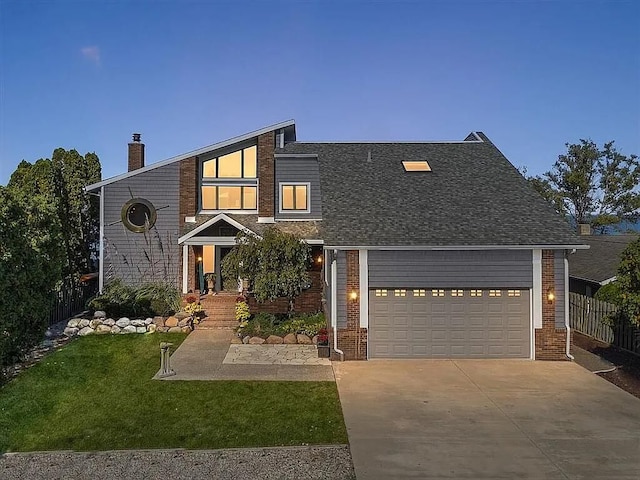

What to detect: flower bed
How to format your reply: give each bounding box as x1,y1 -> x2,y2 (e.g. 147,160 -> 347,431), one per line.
234,312 -> 327,346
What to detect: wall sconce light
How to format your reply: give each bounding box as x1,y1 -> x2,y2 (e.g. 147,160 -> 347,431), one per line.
316,255 -> 323,264
349,290 -> 358,302
197,256 -> 202,262
547,287 -> 555,304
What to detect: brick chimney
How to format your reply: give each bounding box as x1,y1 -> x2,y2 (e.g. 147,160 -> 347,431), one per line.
128,133 -> 145,172
577,223 -> 592,235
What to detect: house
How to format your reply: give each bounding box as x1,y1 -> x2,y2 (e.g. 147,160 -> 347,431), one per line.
86,120 -> 587,361
569,232 -> 638,297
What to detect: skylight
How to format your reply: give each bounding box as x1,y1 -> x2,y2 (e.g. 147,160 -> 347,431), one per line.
402,161 -> 431,172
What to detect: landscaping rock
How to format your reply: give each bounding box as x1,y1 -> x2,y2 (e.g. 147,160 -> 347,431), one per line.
165,316 -> 179,327
266,335 -> 284,344
297,334 -> 312,345
153,316 -> 165,327
174,312 -> 190,320
131,319 -> 145,327
168,326 -> 182,333
157,326 -> 169,333
89,319 -> 102,329
64,327 -> 79,337
78,319 -> 91,329
230,336 -> 242,344
103,318 -> 115,327
136,326 -> 147,334
181,326 -> 192,333
144,318 -> 153,325
67,319 -> 80,328
93,310 -> 106,319
122,325 -> 137,334
177,318 -> 191,327
312,335 -> 318,345
283,333 -> 298,344
110,325 -> 121,334
116,318 -> 130,328
249,336 -> 265,345
78,327 -> 94,336
96,325 -> 111,334
242,336 -> 251,344
147,324 -> 157,333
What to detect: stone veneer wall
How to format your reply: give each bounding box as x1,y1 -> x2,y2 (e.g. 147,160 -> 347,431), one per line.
179,156 -> 198,292
257,131 -> 275,218
535,250 -> 569,360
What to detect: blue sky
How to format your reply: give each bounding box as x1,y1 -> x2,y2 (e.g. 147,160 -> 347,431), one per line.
1,0 -> 638,185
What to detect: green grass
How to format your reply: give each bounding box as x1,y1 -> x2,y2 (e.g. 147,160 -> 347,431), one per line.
0,334 -> 348,452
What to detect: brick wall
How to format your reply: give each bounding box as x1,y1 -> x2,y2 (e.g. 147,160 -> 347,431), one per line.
247,270 -> 323,314
336,250 -> 368,360
257,131 -> 275,218
535,250 -> 569,360
128,140 -> 145,171
179,156 -> 197,291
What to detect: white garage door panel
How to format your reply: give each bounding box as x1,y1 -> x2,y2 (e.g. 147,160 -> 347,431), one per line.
369,289 -> 530,358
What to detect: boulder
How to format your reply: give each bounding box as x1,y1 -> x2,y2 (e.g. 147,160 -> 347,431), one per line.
131,319 -> 145,327
78,326 -> 94,336
96,324 -> 112,334
110,325 -> 121,334
165,316 -> 179,327
103,318 -> 115,327
153,316 -> 165,327
67,319 -> 80,328
168,326 -> 182,333
64,327 -> 79,337
177,317 -> 191,327
181,326 -> 192,333
174,312 -> 191,320
312,335 -> 318,345
242,336 -> 251,344
93,310 -> 106,319
144,318 -> 153,325
249,336 -> 265,345
265,335 -> 284,344
156,326 -> 169,333
230,336 -> 242,344
136,326 -> 147,334
283,333 -> 298,344
78,319 -> 91,329
116,317 -> 130,328
147,324 -> 157,333
122,325 -> 137,334
297,334 -> 312,345
89,319 -> 102,329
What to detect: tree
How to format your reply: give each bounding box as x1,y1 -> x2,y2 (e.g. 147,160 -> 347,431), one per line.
528,140 -> 640,233
617,237 -> 640,326
222,227 -> 311,313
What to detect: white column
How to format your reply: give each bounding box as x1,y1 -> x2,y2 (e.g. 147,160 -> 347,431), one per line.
532,249 -> 542,329
182,245 -> 189,294
359,249 -> 368,328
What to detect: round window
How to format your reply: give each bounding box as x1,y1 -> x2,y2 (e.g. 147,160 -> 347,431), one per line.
121,198 -> 157,232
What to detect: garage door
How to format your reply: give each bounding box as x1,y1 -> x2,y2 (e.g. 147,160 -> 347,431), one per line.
369,288 -> 530,358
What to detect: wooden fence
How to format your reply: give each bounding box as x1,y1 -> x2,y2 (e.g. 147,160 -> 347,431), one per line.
48,280 -> 97,327
569,292 -> 640,355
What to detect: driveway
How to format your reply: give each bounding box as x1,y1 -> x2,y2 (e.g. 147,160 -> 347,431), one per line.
333,360 -> 640,479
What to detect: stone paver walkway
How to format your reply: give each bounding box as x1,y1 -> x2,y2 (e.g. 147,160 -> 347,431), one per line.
154,330 -> 334,381
224,344 -> 331,365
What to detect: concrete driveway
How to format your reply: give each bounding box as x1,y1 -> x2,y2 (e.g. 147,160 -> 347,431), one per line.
333,360 -> 640,479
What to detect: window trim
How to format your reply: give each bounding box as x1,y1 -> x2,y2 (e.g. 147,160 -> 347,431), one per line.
278,182 -> 311,214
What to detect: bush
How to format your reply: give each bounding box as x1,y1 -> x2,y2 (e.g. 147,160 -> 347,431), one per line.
88,280 -> 181,318
274,312 -> 326,337
236,312 -> 326,339
594,281 -> 622,305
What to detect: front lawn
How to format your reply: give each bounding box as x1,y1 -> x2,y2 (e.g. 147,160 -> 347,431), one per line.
0,334 -> 347,452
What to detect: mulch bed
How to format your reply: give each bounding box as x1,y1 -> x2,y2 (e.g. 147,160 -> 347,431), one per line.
573,331 -> 640,399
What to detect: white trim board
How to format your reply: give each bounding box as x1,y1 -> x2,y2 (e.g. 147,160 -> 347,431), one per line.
359,250 -> 368,328
324,244 -> 590,251
532,249 -> 543,329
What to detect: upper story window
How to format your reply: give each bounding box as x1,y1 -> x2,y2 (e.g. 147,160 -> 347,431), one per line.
200,145 -> 258,211
202,146 -> 257,179
280,183 -> 309,212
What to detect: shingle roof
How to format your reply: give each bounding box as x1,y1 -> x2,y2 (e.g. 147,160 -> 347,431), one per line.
569,235 -> 639,283
278,134 -> 585,247
181,214 -> 320,240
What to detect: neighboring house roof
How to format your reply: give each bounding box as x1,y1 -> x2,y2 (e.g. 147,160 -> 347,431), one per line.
277,133 -> 586,248
86,120 -> 296,191
569,234 -> 639,284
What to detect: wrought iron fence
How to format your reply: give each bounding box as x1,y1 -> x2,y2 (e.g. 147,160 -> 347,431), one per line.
48,279 -> 98,327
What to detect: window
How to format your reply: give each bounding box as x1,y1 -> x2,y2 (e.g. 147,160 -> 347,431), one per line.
470,289 -> 483,297
489,290 -> 502,297
201,186 -> 257,210
432,289 -> 445,297
451,289 -> 464,297
202,145 -> 257,179
507,290 -> 521,297
394,289 -> 406,297
280,183 -> 309,212
121,198 -> 157,233
375,289 -> 387,297
402,160 -> 431,172
413,289 -> 426,297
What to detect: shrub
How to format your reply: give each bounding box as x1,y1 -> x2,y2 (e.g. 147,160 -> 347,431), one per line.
88,280 -> 180,318
594,281 -> 622,305
235,298 -> 251,323
275,312 -> 326,337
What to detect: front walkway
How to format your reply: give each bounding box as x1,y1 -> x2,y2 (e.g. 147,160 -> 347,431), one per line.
155,330 -> 334,381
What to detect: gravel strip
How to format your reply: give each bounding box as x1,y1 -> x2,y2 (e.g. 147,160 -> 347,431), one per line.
0,445 -> 355,480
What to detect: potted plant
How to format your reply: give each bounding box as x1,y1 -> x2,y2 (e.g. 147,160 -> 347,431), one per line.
204,273 -> 216,294
317,327 -> 330,358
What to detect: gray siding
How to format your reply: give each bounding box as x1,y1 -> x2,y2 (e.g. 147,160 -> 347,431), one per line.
103,163 -> 180,287
336,251 -> 347,328
275,156 -> 322,219
368,250 -> 533,288
554,250 -> 566,328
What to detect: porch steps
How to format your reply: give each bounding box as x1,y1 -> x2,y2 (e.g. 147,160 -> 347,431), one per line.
197,318 -> 238,330
193,293 -> 238,330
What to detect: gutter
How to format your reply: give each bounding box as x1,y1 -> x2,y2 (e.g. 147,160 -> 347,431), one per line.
565,255 -> 574,360
330,257 -> 345,361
